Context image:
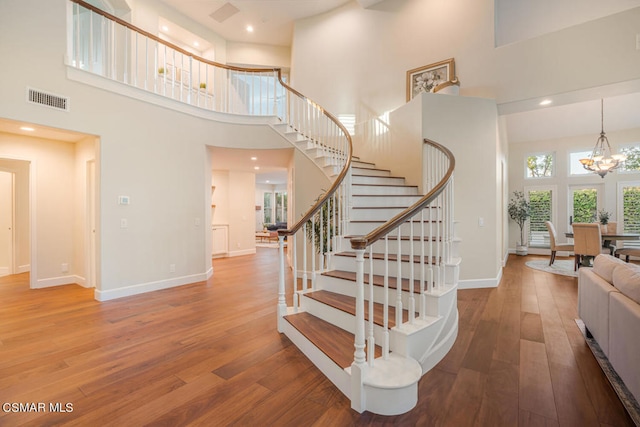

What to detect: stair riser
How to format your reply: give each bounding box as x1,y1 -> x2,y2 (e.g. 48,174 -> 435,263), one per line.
347,221 -> 442,236
350,207 -> 407,221
351,167 -> 390,177
300,295 -> 391,345
352,185 -> 418,196
351,195 -> 422,208
331,255 -> 443,282
351,175 -> 406,186
315,275 -> 417,308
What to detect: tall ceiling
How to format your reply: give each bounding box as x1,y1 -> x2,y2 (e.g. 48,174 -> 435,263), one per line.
158,0 -> 384,47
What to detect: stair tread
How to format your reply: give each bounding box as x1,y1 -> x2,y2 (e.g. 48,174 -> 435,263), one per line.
352,183 -> 418,188
305,290 -> 413,328
322,270 -> 425,294
284,311 -> 381,369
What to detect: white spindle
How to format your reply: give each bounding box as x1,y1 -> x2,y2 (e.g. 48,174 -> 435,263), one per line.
354,248 -> 366,366
396,227 -> 403,329
277,234 -> 286,332
383,235 -> 389,359
367,246 -> 375,366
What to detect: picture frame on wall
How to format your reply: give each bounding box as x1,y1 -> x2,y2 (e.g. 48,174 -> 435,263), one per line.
406,58 -> 456,101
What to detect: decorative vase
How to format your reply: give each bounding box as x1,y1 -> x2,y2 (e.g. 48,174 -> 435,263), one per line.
601,224 -> 607,234
516,244 -> 528,256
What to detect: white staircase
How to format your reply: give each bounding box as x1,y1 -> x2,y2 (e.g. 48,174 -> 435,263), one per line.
274,137 -> 460,415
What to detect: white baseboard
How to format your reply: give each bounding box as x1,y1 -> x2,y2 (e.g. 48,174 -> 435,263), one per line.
94,271 -> 210,301
228,248 -> 257,257
458,275 -> 500,289
34,275 -> 85,289
18,264 -> 30,273
0,267 -> 9,277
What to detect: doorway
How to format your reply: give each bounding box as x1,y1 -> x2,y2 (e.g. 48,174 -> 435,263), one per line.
0,170 -> 13,276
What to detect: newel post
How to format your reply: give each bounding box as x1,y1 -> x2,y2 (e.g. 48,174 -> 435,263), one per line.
277,232 -> 287,332
350,238 -> 367,412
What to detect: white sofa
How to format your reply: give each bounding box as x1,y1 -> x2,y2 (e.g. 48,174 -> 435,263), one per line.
578,254 -> 640,403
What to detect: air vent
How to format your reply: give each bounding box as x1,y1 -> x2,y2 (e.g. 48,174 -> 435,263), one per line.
210,2 -> 239,23
26,87 -> 70,112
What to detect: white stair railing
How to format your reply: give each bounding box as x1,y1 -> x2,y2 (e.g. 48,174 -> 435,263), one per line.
349,139 -> 455,365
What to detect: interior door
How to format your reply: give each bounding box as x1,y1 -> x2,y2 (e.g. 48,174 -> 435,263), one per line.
0,171 -> 14,277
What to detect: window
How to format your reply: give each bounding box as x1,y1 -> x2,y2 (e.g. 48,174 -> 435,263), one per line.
570,186 -> 600,224
621,145 -> 640,173
275,191 -> 287,223
526,187 -> 554,247
263,192 -> 273,225
618,182 -> 640,248
526,153 -> 554,178
569,150 -> 592,175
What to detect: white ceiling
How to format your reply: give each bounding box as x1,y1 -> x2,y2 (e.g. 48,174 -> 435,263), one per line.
209,146 -> 292,184
159,0 -> 353,47
504,91 -> 640,144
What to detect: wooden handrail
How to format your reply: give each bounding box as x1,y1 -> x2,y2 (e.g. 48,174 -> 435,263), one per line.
350,138 -> 454,250
69,0 -> 353,240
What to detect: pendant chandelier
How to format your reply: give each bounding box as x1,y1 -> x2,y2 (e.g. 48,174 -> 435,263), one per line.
579,99 -> 626,178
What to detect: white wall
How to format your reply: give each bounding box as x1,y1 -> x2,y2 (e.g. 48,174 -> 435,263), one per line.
420,94 -> 501,284
291,1 -> 640,115
228,171 -> 257,256
495,0 -> 640,46
0,0 -> 294,299
0,133 -> 85,286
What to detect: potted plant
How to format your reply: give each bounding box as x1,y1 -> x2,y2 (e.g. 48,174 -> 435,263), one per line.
598,209 -> 611,233
508,191 -> 531,256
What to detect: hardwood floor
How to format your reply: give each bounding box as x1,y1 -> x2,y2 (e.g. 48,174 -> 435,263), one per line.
0,250 -> 634,426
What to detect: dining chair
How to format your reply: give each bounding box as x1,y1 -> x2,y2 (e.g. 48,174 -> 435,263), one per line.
545,221 -> 574,266
615,247 -> 640,262
572,223 -> 608,270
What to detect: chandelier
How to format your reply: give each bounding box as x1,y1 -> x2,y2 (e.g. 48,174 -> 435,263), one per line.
579,99 -> 626,178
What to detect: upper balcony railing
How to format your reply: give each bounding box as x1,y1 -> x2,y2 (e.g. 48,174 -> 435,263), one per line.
68,0 -> 288,117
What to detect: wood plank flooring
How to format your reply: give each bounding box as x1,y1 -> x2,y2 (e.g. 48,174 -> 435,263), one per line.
0,250 -> 634,426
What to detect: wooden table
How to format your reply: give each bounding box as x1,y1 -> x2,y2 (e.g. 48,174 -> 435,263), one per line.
565,232 -> 640,265
565,232 -> 640,247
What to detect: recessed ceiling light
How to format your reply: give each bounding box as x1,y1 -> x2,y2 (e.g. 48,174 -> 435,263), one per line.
161,25 -> 169,32
246,25 -> 254,33
539,99 -> 552,106
251,156 -> 257,161
266,180 -> 270,183
254,166 -> 260,170
194,41 -> 200,47
20,126 -> 35,131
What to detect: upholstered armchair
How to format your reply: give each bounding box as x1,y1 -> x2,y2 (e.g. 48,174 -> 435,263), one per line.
545,221 -> 573,266
572,223 -> 609,270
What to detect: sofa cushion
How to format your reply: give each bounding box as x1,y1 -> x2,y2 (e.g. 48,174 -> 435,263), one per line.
612,263 -> 640,304
592,254 -> 627,284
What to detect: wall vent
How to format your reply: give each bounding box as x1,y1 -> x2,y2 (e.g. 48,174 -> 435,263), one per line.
26,87 -> 70,112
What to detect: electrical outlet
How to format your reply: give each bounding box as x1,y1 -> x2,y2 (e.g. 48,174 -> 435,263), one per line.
61,263 -> 68,273
120,218 -> 128,228
169,264 -> 176,273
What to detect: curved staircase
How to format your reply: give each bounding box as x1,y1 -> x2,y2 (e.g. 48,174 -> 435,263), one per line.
277,148 -> 459,415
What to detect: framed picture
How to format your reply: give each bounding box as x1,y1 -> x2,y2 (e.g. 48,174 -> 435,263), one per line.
406,58 -> 456,101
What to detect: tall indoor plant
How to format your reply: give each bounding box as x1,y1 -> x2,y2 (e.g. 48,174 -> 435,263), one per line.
508,191 -> 531,256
